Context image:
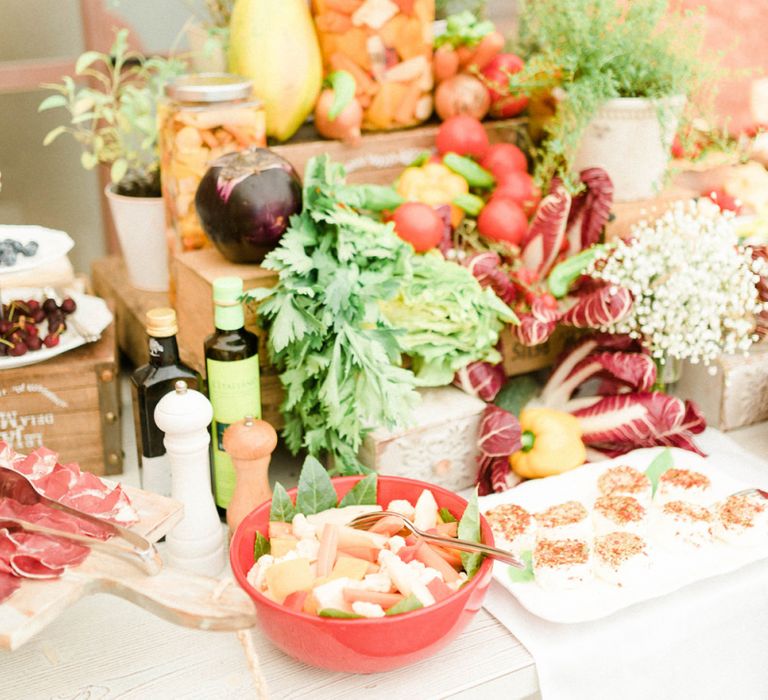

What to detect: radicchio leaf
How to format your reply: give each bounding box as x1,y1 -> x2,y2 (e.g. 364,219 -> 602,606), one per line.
475,405 -> 522,495
464,252 -> 516,304
454,361 -> 506,402
521,185 -> 572,277
564,168 -> 614,256
560,283 -> 632,329
545,351 -> 657,410
514,313 -> 558,346
572,392 -> 706,457
435,205 -> 454,256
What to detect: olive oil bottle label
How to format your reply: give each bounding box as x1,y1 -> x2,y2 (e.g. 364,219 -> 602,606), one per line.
206,354 -> 261,508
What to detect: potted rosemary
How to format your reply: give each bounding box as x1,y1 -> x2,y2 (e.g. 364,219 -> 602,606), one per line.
508,0 -> 711,200
39,29 -> 183,291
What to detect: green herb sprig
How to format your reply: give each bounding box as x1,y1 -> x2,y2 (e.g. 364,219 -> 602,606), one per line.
245,156 -> 420,474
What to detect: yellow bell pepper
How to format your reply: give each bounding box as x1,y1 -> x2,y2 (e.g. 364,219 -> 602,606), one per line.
509,408 -> 586,479
396,162 -> 469,228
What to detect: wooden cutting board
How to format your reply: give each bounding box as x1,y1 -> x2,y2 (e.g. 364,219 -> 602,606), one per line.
0,485 -> 256,651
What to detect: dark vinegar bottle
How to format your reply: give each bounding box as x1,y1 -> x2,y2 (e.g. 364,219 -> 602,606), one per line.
204,277 -> 261,514
131,308 -> 198,496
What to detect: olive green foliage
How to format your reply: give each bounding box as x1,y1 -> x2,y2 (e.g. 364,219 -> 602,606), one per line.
39,29 -> 184,197
510,0 -> 713,185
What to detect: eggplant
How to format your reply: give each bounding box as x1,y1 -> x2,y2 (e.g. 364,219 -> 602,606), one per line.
195,147 -> 302,263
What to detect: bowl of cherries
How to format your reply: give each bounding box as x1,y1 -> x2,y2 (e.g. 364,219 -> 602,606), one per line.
0,294 -> 77,358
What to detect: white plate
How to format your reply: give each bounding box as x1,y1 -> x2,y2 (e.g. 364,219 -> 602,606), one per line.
479,447 -> 768,624
0,226 -> 74,277
0,287 -> 112,369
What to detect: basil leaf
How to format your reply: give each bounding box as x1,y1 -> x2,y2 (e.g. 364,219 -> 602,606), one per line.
385,594 -> 423,616
338,473 -> 378,507
253,532 -> 271,562
457,489 -> 484,578
269,482 -> 296,523
507,550 -> 534,583
645,449 -> 674,496
296,455 -> 338,516
438,507 -> 457,523
318,608 -> 363,619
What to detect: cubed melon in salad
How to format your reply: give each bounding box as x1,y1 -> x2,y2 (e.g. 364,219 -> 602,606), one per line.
245,457 -> 484,619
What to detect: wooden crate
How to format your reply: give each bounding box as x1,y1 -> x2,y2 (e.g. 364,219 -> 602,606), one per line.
605,185 -> 699,241
0,322 -> 121,476
91,256 -> 169,368
172,248 -> 282,428
272,118 -> 527,186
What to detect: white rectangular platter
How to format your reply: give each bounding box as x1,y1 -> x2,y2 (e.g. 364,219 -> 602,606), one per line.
479,447 -> 768,624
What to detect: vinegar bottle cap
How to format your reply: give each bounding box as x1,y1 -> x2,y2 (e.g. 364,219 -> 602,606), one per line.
145,307 -> 178,337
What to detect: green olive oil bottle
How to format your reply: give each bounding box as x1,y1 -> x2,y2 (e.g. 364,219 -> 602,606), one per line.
204,277 -> 261,512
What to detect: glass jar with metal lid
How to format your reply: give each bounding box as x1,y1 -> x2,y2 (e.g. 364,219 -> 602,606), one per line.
158,73 -> 266,254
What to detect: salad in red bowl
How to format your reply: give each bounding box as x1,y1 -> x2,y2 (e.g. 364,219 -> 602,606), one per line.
230,457 -> 494,673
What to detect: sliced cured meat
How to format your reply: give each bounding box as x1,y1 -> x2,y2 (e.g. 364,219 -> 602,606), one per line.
10,555 -> 65,579
0,442 -> 138,526
0,499 -> 110,539
0,441 -> 140,602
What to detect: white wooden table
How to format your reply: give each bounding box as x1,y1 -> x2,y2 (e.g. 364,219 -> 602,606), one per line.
1,379 -> 767,700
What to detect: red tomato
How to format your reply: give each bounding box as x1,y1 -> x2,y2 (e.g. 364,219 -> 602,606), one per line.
480,143 -> 528,177
435,115 -> 490,158
477,198 -> 528,246
493,170 -> 541,215
392,202 -> 445,253
481,54 -> 528,118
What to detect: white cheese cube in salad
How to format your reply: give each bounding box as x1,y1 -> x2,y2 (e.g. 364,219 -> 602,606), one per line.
386,499 -> 416,520
313,576 -> 354,611
351,601 -> 386,618
306,504 -> 382,529
291,513 -> 318,540
407,559 -> 442,586
413,489 -> 439,531
295,537 -> 321,562
386,535 -> 406,553
378,549 -> 435,607
360,571 -> 393,593
247,554 -> 274,591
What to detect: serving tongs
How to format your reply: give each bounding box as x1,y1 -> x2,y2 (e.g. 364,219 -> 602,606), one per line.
0,465 -> 162,575
348,510 -> 526,569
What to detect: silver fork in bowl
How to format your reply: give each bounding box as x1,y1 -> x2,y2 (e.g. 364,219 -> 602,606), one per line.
347,510 -> 526,568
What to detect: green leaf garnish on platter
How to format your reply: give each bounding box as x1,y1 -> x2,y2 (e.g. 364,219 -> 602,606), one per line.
507,550 -> 534,583
338,473 -> 378,507
645,449 -> 674,496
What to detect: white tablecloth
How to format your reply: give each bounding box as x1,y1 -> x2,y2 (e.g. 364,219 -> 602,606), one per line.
484,429 -> 768,700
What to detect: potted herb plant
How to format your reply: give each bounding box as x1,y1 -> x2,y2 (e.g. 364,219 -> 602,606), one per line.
39,29 -> 183,291
506,0 -> 711,200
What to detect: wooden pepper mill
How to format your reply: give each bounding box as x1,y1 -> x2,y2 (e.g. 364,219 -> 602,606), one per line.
223,416 -> 278,533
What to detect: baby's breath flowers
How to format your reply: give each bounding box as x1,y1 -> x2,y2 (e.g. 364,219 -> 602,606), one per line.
588,199 -> 768,367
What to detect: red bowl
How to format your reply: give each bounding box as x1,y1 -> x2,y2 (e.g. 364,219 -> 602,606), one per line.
230,475 -> 494,673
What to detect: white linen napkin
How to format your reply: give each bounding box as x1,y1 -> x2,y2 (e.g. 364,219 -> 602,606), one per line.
483,429 -> 768,700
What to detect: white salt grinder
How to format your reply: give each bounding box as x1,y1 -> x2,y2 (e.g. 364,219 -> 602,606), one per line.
154,380 -> 225,576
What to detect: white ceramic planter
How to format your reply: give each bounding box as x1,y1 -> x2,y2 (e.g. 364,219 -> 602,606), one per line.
104,185 -> 169,292
573,96 -> 685,202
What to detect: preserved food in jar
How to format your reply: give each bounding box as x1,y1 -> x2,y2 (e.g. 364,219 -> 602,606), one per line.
159,73 -> 266,253
311,0 -> 435,132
